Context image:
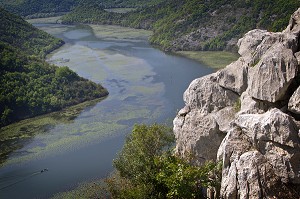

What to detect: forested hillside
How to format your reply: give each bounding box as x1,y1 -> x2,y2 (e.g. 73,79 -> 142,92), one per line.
62,0 -> 300,51
0,7 -> 64,58
0,8 -> 108,127
0,0 -> 163,17
0,0 -> 79,18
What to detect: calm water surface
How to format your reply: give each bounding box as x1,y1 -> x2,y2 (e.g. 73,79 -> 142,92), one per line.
0,23 -> 212,198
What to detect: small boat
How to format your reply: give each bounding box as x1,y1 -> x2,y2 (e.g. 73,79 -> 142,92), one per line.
40,169 -> 48,173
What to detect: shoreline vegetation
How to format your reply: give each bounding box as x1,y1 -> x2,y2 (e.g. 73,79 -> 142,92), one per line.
175,51 -> 240,69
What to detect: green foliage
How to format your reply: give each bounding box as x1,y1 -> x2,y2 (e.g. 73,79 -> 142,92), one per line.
0,7 -> 64,58
0,9 -> 108,127
234,98 -> 241,112
107,124 -> 222,198
2,0 -> 299,51
55,66 -> 79,80
61,3 -> 116,24
0,0 -> 80,17
114,124 -> 174,186
155,152 -> 222,199
0,0 -> 164,17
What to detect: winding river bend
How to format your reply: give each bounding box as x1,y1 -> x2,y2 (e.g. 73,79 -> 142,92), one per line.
0,23 -> 212,198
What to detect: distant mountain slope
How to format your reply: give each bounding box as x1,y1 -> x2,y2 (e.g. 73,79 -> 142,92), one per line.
61,0 -> 300,51
0,0 -> 164,17
0,7 -> 64,58
0,8 -> 108,127
0,0 -> 79,17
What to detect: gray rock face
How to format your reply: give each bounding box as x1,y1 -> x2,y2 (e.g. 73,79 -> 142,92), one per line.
288,86 -> 300,114
174,111 -> 225,165
237,29 -> 270,64
183,74 -> 239,114
174,72 -> 239,163
174,8 -> 300,198
218,109 -> 300,198
217,58 -> 248,94
248,43 -> 298,102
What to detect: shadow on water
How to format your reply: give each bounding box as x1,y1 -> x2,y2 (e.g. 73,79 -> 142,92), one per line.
0,98 -> 104,166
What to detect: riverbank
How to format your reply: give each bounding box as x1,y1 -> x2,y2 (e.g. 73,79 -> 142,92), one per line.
26,16 -> 63,24
175,51 -> 240,69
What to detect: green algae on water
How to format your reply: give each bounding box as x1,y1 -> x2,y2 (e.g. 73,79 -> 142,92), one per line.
0,98 -> 104,167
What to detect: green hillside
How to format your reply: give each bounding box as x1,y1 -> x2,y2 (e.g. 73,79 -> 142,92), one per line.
0,0 -> 79,17
0,0 -> 164,17
0,7 -> 64,58
0,8 -> 108,127
61,0 -> 300,51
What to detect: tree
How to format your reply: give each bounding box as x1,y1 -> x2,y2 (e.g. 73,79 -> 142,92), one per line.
106,124 -> 222,199
55,66 -> 79,81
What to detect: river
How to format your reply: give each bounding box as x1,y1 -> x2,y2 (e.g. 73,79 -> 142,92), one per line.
0,23 -> 213,198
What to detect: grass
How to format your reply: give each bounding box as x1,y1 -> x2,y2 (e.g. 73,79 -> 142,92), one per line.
89,24 -> 152,41
176,51 -> 240,69
26,16 -> 63,24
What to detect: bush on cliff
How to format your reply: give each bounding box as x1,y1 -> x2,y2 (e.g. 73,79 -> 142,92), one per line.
106,124 -> 221,199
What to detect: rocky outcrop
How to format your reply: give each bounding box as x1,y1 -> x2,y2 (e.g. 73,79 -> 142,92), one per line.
174,73 -> 239,165
174,8 -> 300,198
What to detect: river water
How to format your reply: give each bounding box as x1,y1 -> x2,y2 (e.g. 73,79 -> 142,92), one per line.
0,23 -> 212,198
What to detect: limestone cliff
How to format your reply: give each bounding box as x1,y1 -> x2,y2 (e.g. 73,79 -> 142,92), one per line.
174,8 -> 300,198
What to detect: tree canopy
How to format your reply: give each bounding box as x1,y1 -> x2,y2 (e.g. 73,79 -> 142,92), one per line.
106,124 -> 221,198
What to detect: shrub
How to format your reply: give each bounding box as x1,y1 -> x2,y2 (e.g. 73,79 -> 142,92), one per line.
107,124 -> 222,198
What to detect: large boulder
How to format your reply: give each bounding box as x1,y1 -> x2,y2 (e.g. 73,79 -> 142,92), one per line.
239,90 -> 270,114
216,58 -> 248,95
285,7 -> 300,36
183,73 -> 239,114
218,109 -> 300,198
248,43 -> 298,102
237,29 -> 270,64
174,111 -> 224,165
174,73 -> 239,163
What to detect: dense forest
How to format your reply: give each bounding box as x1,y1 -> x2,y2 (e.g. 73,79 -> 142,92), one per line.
0,7 -> 64,58
61,0 -> 300,51
0,8 -> 108,127
0,0 -> 163,17
0,0 -> 79,17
